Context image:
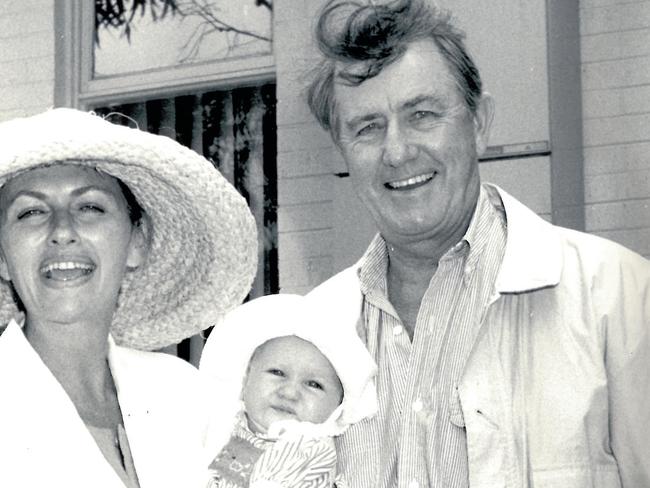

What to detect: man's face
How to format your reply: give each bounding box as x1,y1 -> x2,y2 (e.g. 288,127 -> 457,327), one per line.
333,39 -> 493,247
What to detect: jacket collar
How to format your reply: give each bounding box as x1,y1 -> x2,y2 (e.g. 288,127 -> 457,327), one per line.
348,183 -> 563,295
487,184 -> 563,293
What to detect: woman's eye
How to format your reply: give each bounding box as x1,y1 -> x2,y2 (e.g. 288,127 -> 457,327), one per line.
267,368 -> 285,377
17,208 -> 45,220
79,204 -> 105,213
307,380 -> 324,391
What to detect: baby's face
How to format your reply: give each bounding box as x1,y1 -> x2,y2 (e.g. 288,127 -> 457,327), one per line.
242,335 -> 343,433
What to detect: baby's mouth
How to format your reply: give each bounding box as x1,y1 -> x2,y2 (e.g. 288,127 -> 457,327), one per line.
271,405 -> 297,416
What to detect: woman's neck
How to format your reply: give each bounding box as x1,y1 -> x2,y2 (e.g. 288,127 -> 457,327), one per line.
24,316 -> 115,412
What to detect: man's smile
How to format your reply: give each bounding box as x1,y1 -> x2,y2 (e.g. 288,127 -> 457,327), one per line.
385,171 -> 436,190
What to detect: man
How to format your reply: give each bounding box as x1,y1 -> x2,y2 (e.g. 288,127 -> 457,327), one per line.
305,0 -> 650,487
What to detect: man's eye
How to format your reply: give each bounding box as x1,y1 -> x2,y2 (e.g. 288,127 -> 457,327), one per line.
307,380 -> 324,390
267,368 -> 285,377
356,122 -> 381,137
17,208 -> 45,220
412,110 -> 437,121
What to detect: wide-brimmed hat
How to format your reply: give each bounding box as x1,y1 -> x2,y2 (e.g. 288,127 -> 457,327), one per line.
199,293 -> 377,454
0,108 -> 258,350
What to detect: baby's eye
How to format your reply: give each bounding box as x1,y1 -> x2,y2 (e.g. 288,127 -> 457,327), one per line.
306,380 -> 324,391
267,368 -> 285,377
17,208 -> 45,220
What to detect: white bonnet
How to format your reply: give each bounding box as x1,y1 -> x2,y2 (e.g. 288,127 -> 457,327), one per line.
199,293 -> 377,454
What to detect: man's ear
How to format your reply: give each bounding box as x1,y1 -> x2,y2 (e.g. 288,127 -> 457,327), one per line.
473,92 -> 495,157
126,215 -> 151,270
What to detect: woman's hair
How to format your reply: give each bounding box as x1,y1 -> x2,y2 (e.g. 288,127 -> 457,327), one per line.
116,178 -> 144,226
306,0 -> 483,137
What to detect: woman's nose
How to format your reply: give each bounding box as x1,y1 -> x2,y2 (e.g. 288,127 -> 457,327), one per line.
49,211 -> 78,245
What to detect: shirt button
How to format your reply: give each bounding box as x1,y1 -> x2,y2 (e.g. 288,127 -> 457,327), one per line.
408,480 -> 420,488
392,325 -> 404,336
412,399 -> 423,412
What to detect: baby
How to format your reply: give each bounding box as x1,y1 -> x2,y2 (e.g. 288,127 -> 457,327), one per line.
199,293 -> 377,488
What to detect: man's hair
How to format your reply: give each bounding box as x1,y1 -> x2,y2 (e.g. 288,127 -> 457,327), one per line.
306,0 -> 483,135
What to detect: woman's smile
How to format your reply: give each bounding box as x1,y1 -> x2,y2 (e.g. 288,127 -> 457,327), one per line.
39,259 -> 96,282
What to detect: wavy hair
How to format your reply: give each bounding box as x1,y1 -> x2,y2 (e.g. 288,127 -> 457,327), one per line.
306,0 -> 483,137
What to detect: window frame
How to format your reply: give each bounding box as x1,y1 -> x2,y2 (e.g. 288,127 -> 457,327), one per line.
54,0 -> 275,109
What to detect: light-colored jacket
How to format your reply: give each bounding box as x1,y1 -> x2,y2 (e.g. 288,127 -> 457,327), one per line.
0,320 -> 209,488
308,186 -> 650,487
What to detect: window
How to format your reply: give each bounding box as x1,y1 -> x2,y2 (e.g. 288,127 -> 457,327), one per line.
55,0 -> 278,362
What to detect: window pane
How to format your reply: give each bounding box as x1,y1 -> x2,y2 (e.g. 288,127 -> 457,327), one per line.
94,0 -> 272,78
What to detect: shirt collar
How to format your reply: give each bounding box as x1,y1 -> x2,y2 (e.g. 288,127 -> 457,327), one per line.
356,183 -> 562,296
358,185 -> 503,291
357,234 -> 389,296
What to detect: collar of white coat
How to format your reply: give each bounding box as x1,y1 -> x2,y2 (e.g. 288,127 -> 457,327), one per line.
1,318 -> 140,410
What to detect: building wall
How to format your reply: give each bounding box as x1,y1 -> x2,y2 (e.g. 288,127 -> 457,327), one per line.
274,0 -> 339,294
0,0 -> 55,122
0,1 -> 647,293
580,0 -> 650,258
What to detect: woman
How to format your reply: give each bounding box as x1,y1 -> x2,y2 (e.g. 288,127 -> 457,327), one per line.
0,108 -> 258,487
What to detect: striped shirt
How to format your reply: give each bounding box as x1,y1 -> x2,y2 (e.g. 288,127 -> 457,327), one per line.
335,185 -> 507,488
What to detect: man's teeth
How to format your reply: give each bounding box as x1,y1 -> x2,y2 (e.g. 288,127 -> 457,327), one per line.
40,262 -> 94,274
387,172 -> 434,189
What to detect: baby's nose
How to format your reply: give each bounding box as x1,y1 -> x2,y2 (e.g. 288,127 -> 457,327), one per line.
277,381 -> 300,400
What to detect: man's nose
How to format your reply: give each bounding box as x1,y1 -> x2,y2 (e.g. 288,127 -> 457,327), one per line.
49,211 -> 78,245
382,123 -> 417,167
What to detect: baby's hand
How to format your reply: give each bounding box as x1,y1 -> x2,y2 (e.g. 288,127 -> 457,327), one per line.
249,434 -> 337,488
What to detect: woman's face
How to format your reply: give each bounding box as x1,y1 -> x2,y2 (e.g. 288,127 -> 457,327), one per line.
0,165 -> 146,326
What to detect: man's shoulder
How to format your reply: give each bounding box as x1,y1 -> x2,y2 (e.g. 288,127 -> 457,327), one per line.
556,224 -> 650,275
308,263 -> 361,303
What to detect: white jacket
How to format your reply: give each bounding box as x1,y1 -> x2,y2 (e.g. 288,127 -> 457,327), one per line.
309,185 -> 650,487
0,320 -> 209,487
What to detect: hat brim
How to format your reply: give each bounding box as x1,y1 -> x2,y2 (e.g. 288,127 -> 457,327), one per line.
0,108 -> 258,350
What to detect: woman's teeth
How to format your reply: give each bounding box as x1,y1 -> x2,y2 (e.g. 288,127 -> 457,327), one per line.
40,261 -> 95,280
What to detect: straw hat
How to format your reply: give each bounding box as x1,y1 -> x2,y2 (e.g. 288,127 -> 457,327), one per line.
199,293 -> 377,454
0,108 -> 258,350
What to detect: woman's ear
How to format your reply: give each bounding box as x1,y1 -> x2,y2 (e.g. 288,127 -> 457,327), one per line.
126,215 -> 151,270
473,92 -> 495,157
0,249 -> 11,282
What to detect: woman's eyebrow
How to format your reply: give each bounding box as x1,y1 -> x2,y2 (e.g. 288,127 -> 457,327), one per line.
5,190 -> 46,204
70,185 -> 114,198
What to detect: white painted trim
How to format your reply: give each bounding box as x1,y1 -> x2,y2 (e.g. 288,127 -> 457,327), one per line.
55,1 -> 275,110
